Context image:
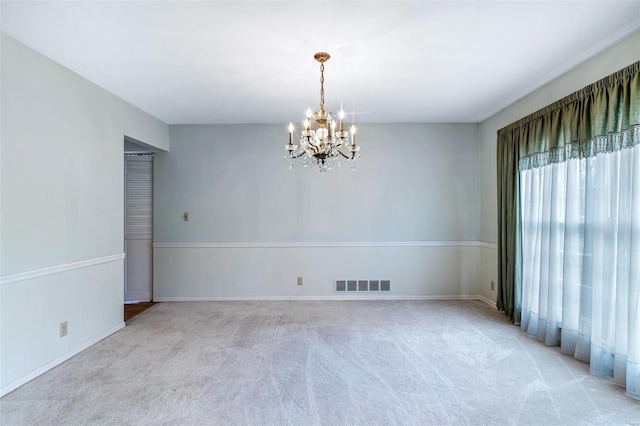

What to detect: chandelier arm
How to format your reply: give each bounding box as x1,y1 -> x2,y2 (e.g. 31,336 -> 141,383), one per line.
307,136 -> 316,147
307,138 -> 319,154
291,151 -> 307,159
336,150 -> 355,160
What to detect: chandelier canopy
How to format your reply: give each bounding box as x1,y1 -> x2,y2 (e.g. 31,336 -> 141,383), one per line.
286,52 -> 360,172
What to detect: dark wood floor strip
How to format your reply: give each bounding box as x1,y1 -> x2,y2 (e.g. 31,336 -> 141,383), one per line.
124,302 -> 156,322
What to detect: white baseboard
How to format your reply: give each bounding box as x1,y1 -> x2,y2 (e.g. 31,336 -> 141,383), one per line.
154,295 -> 492,302
0,322 -> 125,398
476,294 -> 496,307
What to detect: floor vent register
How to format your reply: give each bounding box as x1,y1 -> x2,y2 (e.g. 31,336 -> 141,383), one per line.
335,280 -> 391,292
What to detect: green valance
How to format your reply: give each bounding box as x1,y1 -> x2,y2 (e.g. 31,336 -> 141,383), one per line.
498,61 -> 640,171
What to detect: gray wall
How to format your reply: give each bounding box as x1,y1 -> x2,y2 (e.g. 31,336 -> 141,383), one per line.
153,123 -> 482,299
477,30 -> 640,303
0,34 -> 169,395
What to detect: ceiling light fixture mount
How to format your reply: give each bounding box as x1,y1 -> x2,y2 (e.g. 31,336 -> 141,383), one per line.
286,52 -> 360,172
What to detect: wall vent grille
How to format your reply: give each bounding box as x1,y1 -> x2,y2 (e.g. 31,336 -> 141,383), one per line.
335,280 -> 391,292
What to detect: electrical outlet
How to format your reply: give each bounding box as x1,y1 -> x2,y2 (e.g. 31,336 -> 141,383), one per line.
183,212 -> 190,221
491,280 -> 495,290
60,321 -> 68,338
297,276 -> 303,286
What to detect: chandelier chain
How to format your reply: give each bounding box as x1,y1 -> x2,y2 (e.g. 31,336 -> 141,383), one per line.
320,62 -> 325,113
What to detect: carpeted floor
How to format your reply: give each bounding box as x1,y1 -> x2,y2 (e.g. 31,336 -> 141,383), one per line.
1,300 -> 639,425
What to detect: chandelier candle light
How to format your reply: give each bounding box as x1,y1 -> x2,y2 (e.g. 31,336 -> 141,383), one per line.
286,52 -> 360,172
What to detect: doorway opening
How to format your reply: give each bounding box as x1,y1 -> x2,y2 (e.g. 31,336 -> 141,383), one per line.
124,153 -> 153,304
123,137 -> 157,321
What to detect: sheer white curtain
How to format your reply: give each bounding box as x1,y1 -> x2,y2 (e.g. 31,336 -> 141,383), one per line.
520,143 -> 640,399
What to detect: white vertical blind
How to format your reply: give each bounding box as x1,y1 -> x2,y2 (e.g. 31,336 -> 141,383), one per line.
125,155 -> 153,240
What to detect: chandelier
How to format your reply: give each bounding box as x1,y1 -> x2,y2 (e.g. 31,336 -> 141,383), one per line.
286,52 -> 360,172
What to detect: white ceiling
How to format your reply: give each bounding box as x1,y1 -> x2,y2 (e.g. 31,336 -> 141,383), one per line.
2,1 -> 639,124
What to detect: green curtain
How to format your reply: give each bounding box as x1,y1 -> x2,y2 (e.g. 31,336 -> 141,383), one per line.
497,128 -> 520,321
496,61 -> 640,322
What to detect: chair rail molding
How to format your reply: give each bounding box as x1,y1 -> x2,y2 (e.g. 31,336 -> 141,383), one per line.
0,253 -> 126,286
153,241 -> 487,249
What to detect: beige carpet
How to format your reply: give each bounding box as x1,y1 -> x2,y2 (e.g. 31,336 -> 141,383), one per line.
1,300 -> 639,425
